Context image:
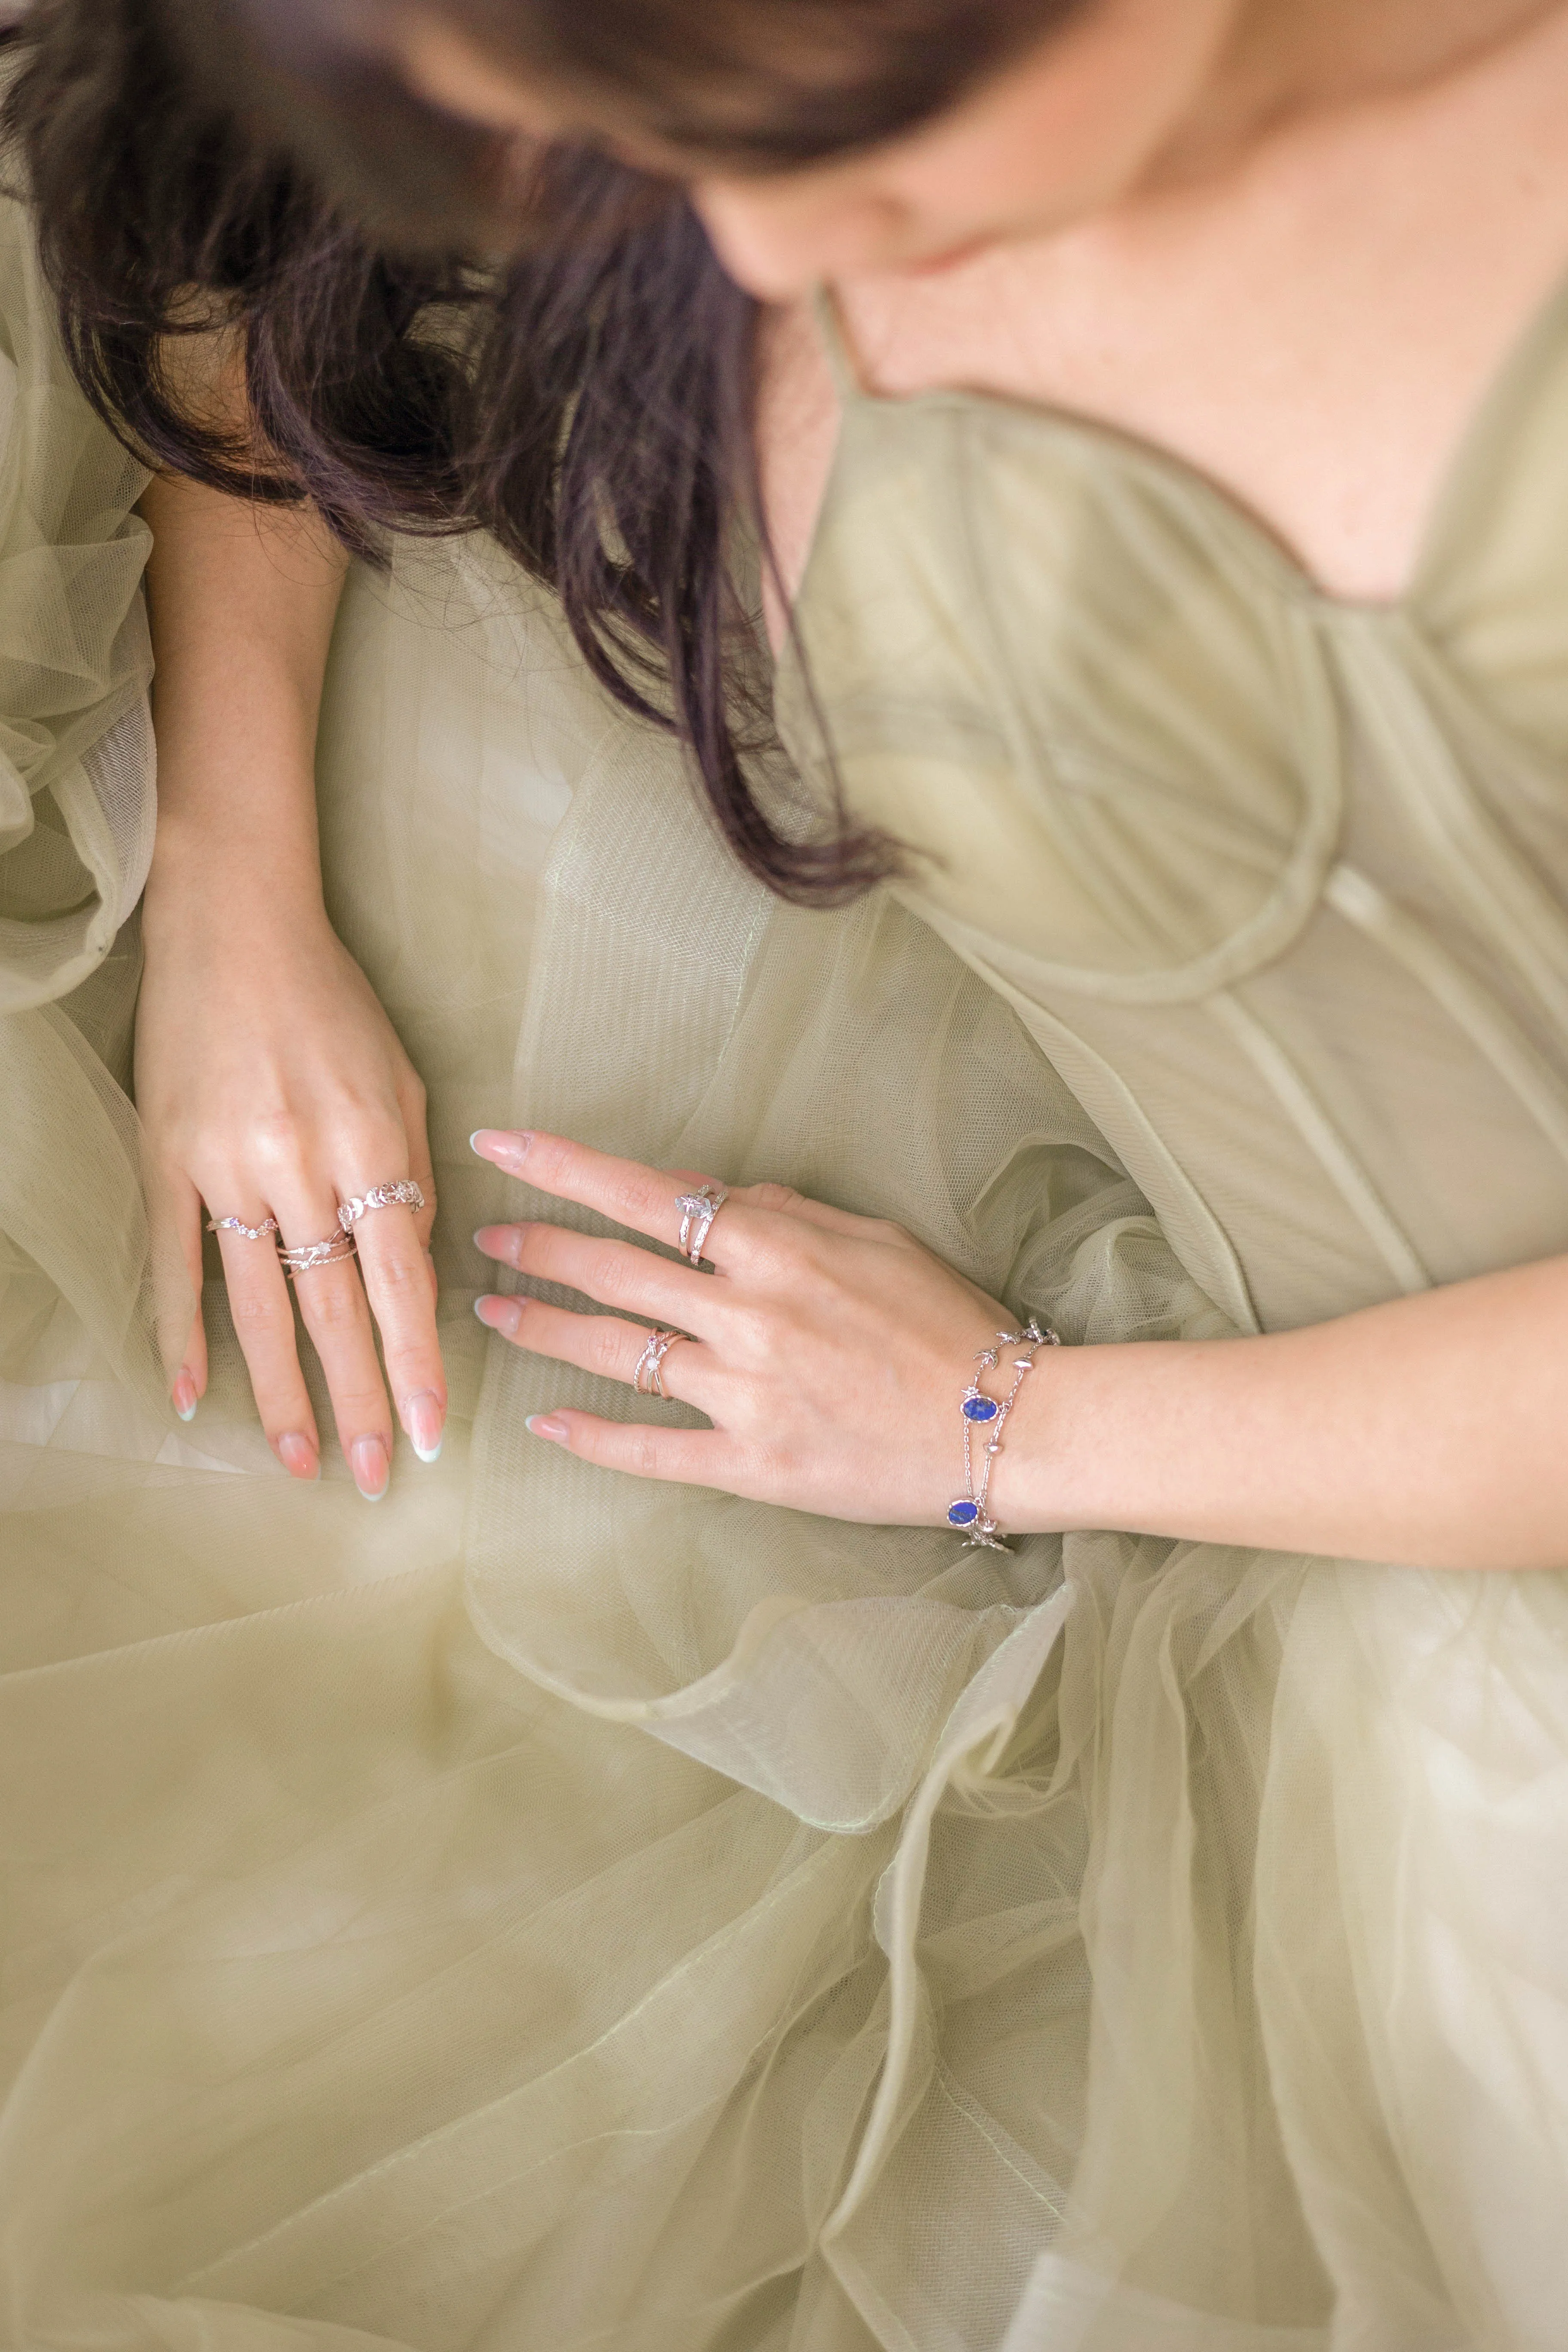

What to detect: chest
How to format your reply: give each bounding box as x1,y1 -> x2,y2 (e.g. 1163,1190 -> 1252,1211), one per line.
759,15 -> 1568,624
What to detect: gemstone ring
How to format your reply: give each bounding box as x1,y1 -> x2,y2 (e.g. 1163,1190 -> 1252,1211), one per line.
675,1185 -> 728,1266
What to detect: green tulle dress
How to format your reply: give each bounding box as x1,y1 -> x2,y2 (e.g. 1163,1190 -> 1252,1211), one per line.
3,167 -> 1567,2350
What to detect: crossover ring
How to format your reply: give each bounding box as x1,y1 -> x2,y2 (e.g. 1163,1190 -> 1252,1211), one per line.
633,1328 -> 686,1399
278,1232 -> 359,1277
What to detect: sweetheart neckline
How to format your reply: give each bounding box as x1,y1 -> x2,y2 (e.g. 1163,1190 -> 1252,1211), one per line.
804,258 -> 1568,624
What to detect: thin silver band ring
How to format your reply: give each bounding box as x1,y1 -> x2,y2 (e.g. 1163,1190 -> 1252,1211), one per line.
207,1214 -> 280,1241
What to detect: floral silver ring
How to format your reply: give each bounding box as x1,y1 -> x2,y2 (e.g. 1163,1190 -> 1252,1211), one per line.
337,1180 -> 427,1234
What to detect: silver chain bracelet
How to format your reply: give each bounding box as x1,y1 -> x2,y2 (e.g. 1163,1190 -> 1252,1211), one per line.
946,1318 -> 1060,1551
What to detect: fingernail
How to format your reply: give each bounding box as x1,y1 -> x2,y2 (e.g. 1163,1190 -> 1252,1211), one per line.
276,1431 -> 320,1482
403,1390 -> 444,1464
475,1294 -> 522,1338
351,1435 -> 389,1501
526,1414 -> 570,1443
172,1370 -> 198,1422
473,1224 -> 518,1262
470,1128 -> 533,1170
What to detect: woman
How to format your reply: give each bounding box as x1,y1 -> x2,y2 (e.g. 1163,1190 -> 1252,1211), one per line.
4,0 -> 1568,2344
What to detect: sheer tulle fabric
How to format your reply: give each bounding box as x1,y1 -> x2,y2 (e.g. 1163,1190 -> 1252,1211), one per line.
3,193 -> 1567,2352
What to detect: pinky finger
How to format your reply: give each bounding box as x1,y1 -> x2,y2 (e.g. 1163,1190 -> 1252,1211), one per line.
524,1410 -> 725,1491
159,1170 -> 207,1420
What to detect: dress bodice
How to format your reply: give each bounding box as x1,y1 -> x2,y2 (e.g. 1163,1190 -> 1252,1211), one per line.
779,279 -> 1568,1332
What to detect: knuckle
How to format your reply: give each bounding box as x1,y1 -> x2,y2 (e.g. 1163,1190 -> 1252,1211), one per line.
230,1290 -> 291,1338
303,1278 -> 369,1337
746,1181 -> 802,1215
723,1305 -> 776,1363
745,1231 -> 801,1286
748,1438 -> 794,1497
590,1317 -> 628,1375
586,1246 -> 636,1305
364,1251 -> 428,1307
330,1389 -> 387,1428
628,1432 -> 664,1478
246,1109 -> 305,1169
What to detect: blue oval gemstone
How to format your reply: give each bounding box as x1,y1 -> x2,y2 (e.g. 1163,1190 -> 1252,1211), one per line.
947,1500 -> 980,1526
962,1395 -> 1000,1423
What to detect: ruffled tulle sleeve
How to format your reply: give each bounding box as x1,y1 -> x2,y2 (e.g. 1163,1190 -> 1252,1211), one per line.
0,170 -> 152,1016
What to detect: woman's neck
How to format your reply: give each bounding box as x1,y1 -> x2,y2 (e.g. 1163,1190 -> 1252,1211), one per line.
1156,0 -> 1565,188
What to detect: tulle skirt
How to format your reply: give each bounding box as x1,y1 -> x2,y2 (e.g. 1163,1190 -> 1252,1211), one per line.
3,194 -> 1567,2352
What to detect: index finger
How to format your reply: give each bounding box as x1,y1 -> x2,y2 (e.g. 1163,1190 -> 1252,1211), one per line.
469,1130 -> 726,1260
469,1131 -> 873,1258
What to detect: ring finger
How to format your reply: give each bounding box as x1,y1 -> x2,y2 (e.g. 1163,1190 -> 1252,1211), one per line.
276,1196 -> 396,1499
475,1292 -> 717,1407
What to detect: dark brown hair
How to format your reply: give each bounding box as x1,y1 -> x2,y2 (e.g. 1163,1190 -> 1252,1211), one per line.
7,0 -> 1081,899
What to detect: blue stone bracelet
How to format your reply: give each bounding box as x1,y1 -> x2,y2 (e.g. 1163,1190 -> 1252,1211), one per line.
947,1318 -> 1060,1550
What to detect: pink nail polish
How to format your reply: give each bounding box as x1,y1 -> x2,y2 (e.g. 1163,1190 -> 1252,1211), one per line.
172,1371 -> 198,1422
277,1431 -> 320,1482
474,1295 -> 522,1338
351,1435 -> 389,1501
403,1390 -> 444,1464
470,1129 -> 533,1170
526,1414 -> 570,1443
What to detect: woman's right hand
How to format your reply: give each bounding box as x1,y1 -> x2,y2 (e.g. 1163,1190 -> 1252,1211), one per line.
138,861 -> 444,1497
133,464 -> 443,1498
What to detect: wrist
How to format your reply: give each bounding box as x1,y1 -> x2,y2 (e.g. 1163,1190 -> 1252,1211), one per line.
143,812 -> 326,942
998,1337 -> 1179,1537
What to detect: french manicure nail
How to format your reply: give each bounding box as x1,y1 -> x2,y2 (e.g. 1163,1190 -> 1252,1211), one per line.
526,1414 -> 570,1443
470,1128 -> 533,1170
277,1431 -> 320,1482
475,1294 -> 523,1338
351,1435 -> 389,1501
404,1390 -> 444,1464
172,1370 -> 198,1422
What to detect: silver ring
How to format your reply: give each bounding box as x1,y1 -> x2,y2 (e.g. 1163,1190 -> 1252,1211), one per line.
633,1329 -> 685,1398
277,1232 -> 359,1277
338,1180 -> 426,1233
207,1215 -> 280,1241
675,1185 -> 727,1267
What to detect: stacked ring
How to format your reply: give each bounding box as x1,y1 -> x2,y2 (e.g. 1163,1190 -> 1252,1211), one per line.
207,1215 -> 280,1240
634,1329 -> 685,1398
338,1180 -> 427,1233
278,1233 -> 359,1277
675,1185 -> 727,1266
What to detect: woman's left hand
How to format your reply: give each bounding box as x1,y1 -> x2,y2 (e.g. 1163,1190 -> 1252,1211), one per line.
470,1128 -> 1029,1527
